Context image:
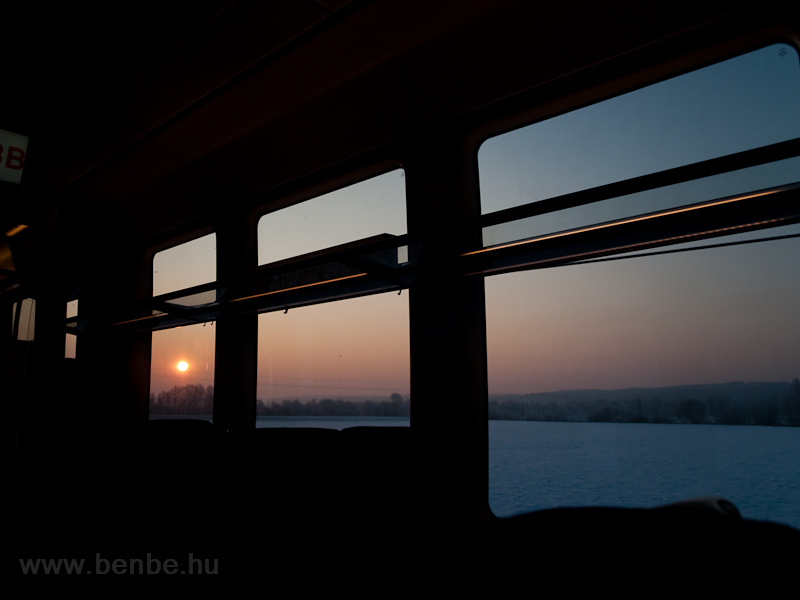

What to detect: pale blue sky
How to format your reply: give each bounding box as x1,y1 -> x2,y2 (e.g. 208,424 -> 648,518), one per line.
257,169 -> 406,266
153,232 -> 216,297
479,43 -> 800,215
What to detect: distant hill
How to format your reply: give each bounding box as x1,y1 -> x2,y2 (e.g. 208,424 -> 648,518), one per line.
491,381 -> 790,405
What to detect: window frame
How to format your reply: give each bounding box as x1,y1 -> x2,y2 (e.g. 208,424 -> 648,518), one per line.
124,27 -> 800,522
470,36 -> 800,519
147,229 -> 218,420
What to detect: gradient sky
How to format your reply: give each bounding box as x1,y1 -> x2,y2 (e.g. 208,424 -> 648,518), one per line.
257,292 -> 409,400
480,43 -> 800,394
151,234 -> 217,396
150,42 -> 800,402
150,172 -> 407,398
151,322 -> 216,396
479,44 -> 800,213
485,225 -> 800,394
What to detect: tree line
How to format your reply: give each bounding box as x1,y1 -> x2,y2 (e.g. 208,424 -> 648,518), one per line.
488,379 -> 800,426
150,384 -> 214,415
257,393 -> 410,417
149,385 -> 410,417
150,379 -> 800,426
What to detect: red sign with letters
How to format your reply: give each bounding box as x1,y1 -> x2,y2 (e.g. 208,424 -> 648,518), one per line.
0,129 -> 28,184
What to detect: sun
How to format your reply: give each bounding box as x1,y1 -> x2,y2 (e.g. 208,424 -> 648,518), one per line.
177,360 -> 189,372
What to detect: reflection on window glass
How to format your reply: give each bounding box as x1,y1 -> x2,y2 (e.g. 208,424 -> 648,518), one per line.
486,224 -> 800,527
66,299 -> 78,319
65,333 -> 77,359
150,323 -> 215,419
256,293 -> 410,429
479,43 -> 800,216
257,169 -> 406,266
153,233 -> 216,296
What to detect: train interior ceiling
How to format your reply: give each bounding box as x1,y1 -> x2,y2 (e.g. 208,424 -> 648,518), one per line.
3,0 -> 800,577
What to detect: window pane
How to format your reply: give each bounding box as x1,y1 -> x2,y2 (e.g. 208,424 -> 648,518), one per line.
257,169 -> 406,266
150,323 -> 215,419
482,45 -> 800,526
482,157 -> 800,249
486,224 -> 800,527
151,234 -> 217,419
479,43 -> 800,216
65,333 -> 77,359
153,233 -> 216,296
66,299 -> 78,319
256,292 -> 409,429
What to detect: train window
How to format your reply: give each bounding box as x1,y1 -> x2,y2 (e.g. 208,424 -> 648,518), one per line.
479,44 -> 800,527
150,323 -> 215,419
150,233 -> 217,419
254,169 -> 409,428
481,156 -> 800,250
256,292 -> 409,429
485,223 -> 800,526
257,169 -> 406,266
479,43 -> 800,247
153,233 -> 216,296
